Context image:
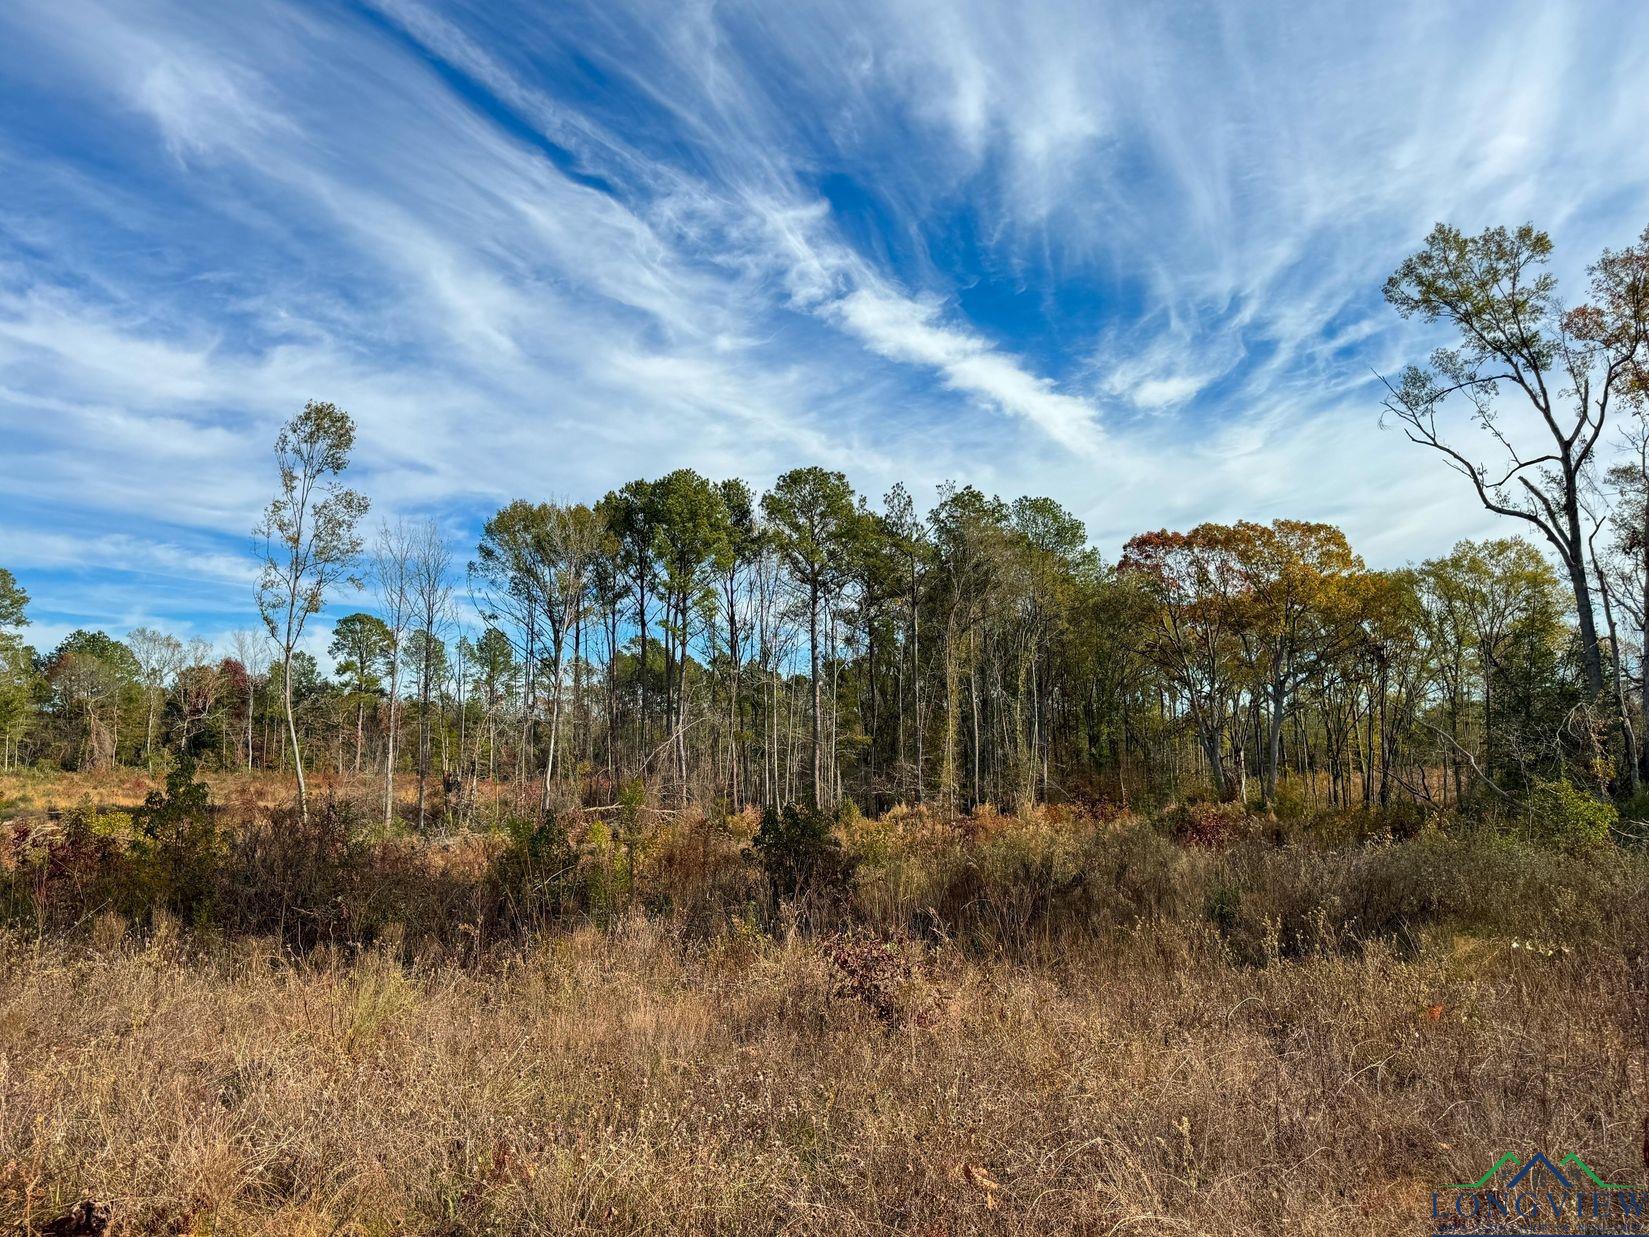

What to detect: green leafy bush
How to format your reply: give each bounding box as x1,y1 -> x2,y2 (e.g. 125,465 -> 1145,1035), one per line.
1270,777 -> 1311,822
490,811 -> 580,926
131,756 -> 219,922
748,802 -> 856,909
1522,778 -> 1615,851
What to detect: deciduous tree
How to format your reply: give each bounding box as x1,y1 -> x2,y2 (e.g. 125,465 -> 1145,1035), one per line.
1382,222 -> 1649,696
255,401 -> 369,822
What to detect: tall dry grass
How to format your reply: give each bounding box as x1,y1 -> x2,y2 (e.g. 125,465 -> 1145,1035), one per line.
2,915 -> 1645,1234
0,781 -> 1646,1233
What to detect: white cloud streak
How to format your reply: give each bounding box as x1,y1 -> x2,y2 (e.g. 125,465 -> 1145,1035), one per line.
0,0 -> 1646,643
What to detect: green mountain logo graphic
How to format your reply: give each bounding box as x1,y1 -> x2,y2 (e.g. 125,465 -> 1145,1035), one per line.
1448,1151 -> 1630,1191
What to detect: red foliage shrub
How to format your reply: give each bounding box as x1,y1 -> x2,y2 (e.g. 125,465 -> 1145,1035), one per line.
1166,801 -> 1253,849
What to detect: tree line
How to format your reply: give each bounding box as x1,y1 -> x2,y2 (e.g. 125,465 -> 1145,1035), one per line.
5,219 -> 1649,827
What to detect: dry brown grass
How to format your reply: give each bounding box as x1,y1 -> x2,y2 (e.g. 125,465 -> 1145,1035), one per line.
1,776 -> 1645,1233
0,769 -> 306,816
0,909 -> 1643,1235
0,769 -> 525,818
0,768 -> 169,813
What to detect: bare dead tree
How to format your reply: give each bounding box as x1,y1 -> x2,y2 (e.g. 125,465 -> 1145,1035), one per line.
408,521 -> 452,831
373,520 -> 417,829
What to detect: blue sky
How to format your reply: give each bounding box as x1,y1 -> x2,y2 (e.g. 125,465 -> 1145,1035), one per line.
3,0 -> 1648,656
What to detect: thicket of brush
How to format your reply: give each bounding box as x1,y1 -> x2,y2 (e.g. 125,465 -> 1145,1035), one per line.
5,764 -> 1647,962
2,772 -> 1647,1234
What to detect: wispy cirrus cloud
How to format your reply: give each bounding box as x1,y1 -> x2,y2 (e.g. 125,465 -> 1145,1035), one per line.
0,0 -> 1644,652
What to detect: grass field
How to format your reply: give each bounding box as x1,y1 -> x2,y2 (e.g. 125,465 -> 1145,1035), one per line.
1,774 -> 1645,1234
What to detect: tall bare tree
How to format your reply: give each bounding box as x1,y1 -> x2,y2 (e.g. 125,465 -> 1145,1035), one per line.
228,629 -> 268,772
408,521 -> 452,831
374,519 -> 417,829
255,401 -> 368,822
1603,416 -> 1649,784
127,626 -> 182,765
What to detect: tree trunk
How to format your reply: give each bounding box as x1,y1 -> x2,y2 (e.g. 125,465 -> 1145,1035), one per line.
809,577 -> 822,808
1594,556 -> 1637,793
1264,683 -> 1286,805
383,647 -> 400,829
284,652 -> 308,823
417,641 -> 432,831
1640,493 -> 1649,787
726,587 -> 741,807
541,647 -> 562,816
1562,486 -> 1606,695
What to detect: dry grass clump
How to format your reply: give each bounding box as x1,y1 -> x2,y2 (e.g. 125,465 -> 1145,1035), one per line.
0,914 -> 1643,1235
0,769 -> 534,822
0,769 -> 165,814
0,769 -> 302,816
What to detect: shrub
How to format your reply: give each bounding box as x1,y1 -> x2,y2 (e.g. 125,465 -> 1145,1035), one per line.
823,930 -> 925,1027
490,812 -> 579,927
638,805 -> 762,932
221,799 -> 370,947
1270,776 -> 1311,822
1165,800 -> 1254,849
1522,778 -> 1616,851
747,802 -> 856,911
1286,804 -> 1426,848
1617,785 -> 1649,825
130,756 -> 220,923
1,810 -> 121,929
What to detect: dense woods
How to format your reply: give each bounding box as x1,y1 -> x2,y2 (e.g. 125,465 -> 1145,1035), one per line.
0,494 -> 1622,820
4,221 -> 1649,839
